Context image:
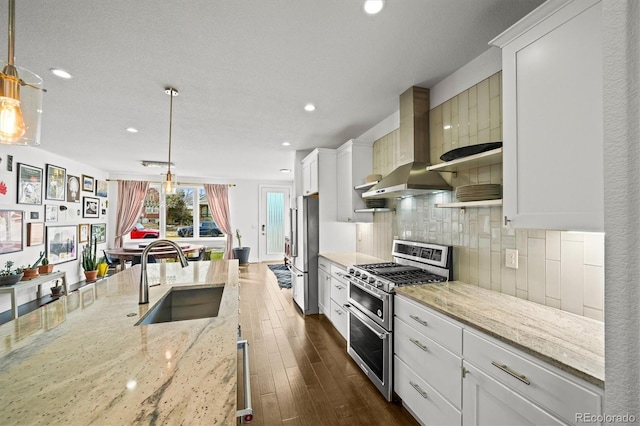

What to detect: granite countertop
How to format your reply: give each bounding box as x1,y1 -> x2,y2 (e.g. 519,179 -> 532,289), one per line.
395,281 -> 604,387
0,260 -> 239,425
319,252 -> 388,269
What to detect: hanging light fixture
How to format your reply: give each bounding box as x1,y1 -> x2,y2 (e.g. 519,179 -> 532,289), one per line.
0,0 -> 45,145
163,87 -> 178,194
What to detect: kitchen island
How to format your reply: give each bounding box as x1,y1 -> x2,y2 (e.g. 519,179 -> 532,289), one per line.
0,260 -> 239,425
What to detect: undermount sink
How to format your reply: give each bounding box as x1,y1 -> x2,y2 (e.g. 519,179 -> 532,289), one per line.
135,285 -> 224,326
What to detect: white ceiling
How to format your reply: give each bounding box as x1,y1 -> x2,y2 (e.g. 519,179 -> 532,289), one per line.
6,0 -> 543,182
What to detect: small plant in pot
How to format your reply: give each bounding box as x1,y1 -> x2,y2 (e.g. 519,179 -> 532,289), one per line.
38,255 -> 54,274
50,279 -> 63,297
232,229 -> 250,265
22,251 -> 46,280
0,261 -> 24,286
82,237 -> 99,283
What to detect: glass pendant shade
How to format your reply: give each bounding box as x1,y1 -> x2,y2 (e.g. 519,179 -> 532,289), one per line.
0,64 -> 42,145
163,171 -> 176,195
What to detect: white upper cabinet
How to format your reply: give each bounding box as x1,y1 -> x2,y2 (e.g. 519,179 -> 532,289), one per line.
491,0 -> 603,231
336,139 -> 374,222
301,150 -> 319,195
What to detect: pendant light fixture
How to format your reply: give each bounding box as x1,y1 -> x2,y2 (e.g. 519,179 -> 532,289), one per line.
163,87 -> 178,194
0,0 -> 45,145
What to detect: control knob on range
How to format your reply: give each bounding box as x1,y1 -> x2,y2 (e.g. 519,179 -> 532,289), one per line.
360,274 -> 368,282
368,276 -> 377,285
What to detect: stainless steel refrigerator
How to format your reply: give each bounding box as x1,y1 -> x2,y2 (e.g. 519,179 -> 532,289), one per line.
287,195 -> 319,315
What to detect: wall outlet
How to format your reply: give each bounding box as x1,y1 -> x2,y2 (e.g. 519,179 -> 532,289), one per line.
505,249 -> 519,269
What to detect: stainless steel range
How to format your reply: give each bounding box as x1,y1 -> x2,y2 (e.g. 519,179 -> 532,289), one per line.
343,240 -> 452,401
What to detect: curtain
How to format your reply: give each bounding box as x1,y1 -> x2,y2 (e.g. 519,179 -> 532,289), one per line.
115,180 -> 150,248
204,184 -> 233,259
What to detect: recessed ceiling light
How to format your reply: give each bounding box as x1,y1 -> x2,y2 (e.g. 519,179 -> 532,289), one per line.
280,169 -> 292,173
282,141 -> 291,146
363,0 -> 385,15
49,68 -> 73,79
304,103 -> 316,112
126,127 -> 139,133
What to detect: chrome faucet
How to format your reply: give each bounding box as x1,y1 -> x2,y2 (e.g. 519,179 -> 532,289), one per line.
139,239 -> 189,304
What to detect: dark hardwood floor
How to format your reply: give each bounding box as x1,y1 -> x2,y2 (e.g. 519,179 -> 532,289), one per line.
237,263 -> 419,426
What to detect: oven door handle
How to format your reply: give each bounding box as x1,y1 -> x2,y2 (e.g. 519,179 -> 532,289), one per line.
343,304 -> 388,340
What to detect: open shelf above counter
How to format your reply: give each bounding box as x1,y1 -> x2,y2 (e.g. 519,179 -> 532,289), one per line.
427,148 -> 502,173
435,199 -> 502,208
354,181 -> 378,190
354,208 -> 395,213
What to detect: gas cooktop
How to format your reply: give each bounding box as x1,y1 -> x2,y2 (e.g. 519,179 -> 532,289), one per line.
347,241 -> 452,293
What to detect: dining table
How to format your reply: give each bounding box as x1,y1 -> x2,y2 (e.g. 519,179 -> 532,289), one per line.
105,243 -> 204,270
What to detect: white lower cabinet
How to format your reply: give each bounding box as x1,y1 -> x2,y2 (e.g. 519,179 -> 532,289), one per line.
317,261 -> 331,315
329,264 -> 349,339
462,361 -> 564,426
395,356 -> 462,426
393,295 -> 603,426
317,256 -> 349,339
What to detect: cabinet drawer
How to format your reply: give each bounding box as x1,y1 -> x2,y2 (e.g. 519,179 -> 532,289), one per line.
395,318 -> 462,409
318,258 -> 330,273
394,356 -> 461,426
330,299 -> 347,339
464,329 -> 602,424
395,295 -> 462,355
330,264 -> 348,282
330,276 -> 348,307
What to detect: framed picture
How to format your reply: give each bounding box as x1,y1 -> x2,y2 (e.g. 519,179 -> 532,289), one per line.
82,196 -> 99,218
30,211 -> 39,220
17,163 -> 42,205
46,225 -> 78,264
45,164 -> 66,201
78,223 -> 90,243
66,175 -> 80,203
91,223 -> 106,243
95,180 -> 108,197
82,175 -> 94,192
0,210 -> 23,254
27,222 -> 45,246
45,205 -> 58,222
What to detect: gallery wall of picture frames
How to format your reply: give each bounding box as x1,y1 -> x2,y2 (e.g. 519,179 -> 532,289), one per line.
1,153 -> 110,261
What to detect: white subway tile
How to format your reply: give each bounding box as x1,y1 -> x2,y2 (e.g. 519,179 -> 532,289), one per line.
583,307 -> 604,322
546,231 -> 561,261
584,232 -> 605,267
545,259 -> 561,299
583,265 -> 604,310
501,267 -> 516,296
527,238 -> 546,304
516,254 -> 528,291
545,297 -> 562,309
560,240 -> 585,315
561,231 -> 584,242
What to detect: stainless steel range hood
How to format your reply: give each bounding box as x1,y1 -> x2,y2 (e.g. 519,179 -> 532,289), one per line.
363,87 -> 451,199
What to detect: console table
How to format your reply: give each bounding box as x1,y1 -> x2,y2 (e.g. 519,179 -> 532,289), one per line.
0,271 -> 68,319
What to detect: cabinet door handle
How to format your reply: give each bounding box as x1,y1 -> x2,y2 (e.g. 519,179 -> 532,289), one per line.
409,338 -> 427,352
334,309 -> 343,316
334,284 -> 344,290
491,361 -> 531,385
409,314 -> 428,327
409,381 -> 428,399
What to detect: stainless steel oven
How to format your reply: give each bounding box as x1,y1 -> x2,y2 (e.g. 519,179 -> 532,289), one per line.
344,240 -> 453,402
347,277 -> 393,331
344,302 -> 393,401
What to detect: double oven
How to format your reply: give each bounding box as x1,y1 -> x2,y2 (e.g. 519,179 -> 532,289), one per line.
344,240 -> 452,401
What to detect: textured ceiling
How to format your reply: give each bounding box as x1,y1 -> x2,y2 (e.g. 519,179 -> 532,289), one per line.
5,0 -> 543,181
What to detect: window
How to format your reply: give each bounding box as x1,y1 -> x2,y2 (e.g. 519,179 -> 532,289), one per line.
130,185 -> 224,240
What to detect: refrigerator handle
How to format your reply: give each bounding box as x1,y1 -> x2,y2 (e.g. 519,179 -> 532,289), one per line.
290,207 -> 298,258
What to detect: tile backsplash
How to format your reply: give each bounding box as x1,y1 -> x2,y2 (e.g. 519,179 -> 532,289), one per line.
356,72 -> 604,321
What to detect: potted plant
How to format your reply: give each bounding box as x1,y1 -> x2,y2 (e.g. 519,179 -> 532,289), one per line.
82,237 -> 99,282
50,279 -> 63,297
232,229 -> 250,265
22,251 -> 46,280
97,257 -> 109,278
0,261 -> 24,286
38,255 -> 54,274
